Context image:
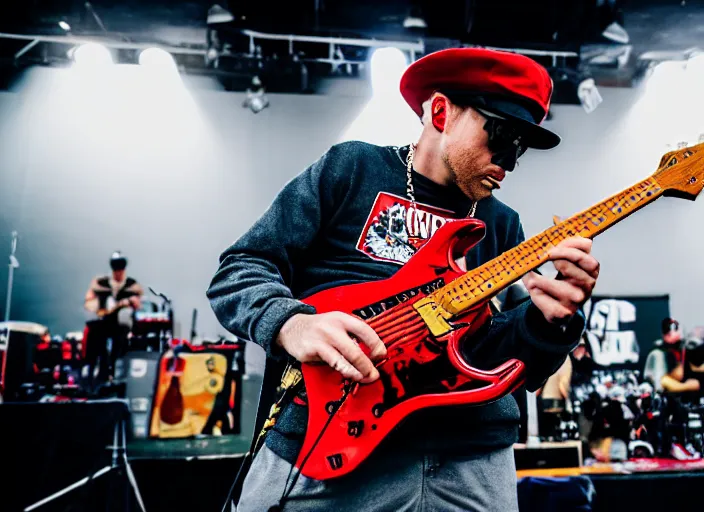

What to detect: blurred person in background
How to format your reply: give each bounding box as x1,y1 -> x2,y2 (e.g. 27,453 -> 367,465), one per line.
83,251 -> 143,383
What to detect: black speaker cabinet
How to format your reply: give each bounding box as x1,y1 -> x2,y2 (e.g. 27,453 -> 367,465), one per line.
514,441 -> 583,471
114,350 -> 161,438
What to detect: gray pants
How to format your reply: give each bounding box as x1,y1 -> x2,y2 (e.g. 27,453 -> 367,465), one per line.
236,444 -> 519,512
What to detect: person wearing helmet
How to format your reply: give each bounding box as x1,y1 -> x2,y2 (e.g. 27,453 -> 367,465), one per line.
644,317 -> 685,392
661,334 -> 704,400
208,48 -> 600,511
84,251 -> 144,381
657,333 -> 704,459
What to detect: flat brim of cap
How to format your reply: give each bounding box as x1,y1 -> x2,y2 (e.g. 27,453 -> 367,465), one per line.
478,98 -> 560,150
503,114 -> 561,150
447,93 -> 561,150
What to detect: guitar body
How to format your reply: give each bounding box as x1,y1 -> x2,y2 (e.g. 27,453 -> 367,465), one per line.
296,218 -> 526,480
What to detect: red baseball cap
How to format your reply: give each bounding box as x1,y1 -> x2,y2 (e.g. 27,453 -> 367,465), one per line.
400,47 -> 561,150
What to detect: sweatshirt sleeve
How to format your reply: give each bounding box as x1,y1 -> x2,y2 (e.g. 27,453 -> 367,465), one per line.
206,148 -> 344,360
463,217 -> 585,392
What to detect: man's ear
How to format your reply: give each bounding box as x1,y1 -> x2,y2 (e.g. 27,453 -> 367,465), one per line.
431,96 -> 447,132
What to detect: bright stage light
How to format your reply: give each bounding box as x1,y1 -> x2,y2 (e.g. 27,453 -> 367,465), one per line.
72,43 -> 113,67
341,46 -> 419,146
138,48 -> 178,75
370,47 -> 408,96
685,53 -> 704,84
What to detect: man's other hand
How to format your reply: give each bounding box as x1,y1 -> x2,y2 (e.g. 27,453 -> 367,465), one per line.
276,312 -> 387,383
524,237 -> 600,326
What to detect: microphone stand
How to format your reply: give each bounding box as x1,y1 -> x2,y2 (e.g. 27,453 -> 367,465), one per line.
22,399 -> 146,512
4,231 -> 19,322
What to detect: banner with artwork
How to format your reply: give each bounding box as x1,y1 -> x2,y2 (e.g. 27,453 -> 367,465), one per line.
582,294 -> 671,372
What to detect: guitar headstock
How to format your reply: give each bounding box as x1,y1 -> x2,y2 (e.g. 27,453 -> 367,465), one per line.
653,141 -> 704,200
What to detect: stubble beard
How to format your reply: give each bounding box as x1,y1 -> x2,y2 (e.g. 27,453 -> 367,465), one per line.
442,148 -> 490,202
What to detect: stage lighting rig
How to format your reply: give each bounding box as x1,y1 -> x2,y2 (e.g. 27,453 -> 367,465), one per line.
242,76 -> 269,113
548,66 -> 603,114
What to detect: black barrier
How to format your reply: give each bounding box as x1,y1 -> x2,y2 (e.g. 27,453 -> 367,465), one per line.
0,399 -> 142,512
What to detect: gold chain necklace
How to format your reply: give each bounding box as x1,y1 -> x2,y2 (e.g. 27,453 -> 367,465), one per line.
405,143 -> 477,218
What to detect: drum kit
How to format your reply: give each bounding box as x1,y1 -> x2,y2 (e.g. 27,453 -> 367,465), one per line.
0,230 -> 195,402
0,286 -> 175,402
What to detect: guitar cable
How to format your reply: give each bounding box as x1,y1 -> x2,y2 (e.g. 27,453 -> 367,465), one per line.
268,386 -> 352,512
221,371 -> 305,512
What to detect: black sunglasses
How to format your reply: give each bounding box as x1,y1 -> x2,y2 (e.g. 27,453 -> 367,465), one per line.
483,117 -> 527,158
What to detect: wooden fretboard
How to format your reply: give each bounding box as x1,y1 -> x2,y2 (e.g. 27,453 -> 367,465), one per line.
431,177 -> 664,314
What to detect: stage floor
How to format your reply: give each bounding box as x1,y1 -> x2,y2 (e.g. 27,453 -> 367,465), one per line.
3,374 -> 704,511
518,457 -> 704,478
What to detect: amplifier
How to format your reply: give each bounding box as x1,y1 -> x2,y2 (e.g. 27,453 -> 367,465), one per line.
114,351 -> 161,438
514,441 -> 583,471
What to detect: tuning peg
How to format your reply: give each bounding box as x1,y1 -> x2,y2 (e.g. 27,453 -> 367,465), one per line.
698,133 -> 704,143
677,141 -> 688,149
552,215 -> 562,226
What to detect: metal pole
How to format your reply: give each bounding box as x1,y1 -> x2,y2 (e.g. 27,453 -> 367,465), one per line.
4,231 -> 18,323
24,466 -> 113,511
4,266 -> 13,323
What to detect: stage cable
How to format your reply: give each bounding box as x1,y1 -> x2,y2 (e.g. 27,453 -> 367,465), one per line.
269,386 -> 352,512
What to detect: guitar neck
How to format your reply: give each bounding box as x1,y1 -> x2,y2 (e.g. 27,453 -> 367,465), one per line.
431,176 -> 665,315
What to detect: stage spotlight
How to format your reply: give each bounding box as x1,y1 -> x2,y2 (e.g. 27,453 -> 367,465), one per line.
370,47 -> 408,96
549,67 -> 602,114
207,4 -> 234,25
139,47 -> 178,74
242,76 -> 269,114
577,77 -> 603,114
403,16 -> 427,29
58,21 -> 71,32
601,21 -> 629,45
72,43 -> 113,67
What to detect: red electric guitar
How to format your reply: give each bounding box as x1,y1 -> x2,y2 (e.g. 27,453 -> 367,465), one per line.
296,142 -> 704,480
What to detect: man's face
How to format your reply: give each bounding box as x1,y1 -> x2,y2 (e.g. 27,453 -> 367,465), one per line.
440,104 -> 512,201
112,269 -> 126,282
573,343 -> 589,360
663,329 -> 682,345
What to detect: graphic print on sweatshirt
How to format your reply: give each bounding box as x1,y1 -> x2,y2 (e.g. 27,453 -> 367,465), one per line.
356,192 -> 458,265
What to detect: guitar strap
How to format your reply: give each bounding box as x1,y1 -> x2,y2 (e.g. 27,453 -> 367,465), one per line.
253,363 -> 304,453
221,360 -> 304,512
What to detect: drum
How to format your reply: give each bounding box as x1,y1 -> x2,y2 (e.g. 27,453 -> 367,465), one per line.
130,298 -> 173,351
0,321 -> 50,401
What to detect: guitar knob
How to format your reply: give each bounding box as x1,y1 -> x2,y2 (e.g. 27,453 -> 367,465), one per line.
347,420 -> 365,438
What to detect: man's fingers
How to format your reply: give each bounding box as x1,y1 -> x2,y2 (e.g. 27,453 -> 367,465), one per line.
316,343 -> 364,382
527,283 -> 575,320
528,237 -> 601,326
337,313 -> 387,361
527,273 -> 586,305
548,246 -> 600,276
553,259 -> 597,289
328,331 -> 379,383
554,236 -> 593,253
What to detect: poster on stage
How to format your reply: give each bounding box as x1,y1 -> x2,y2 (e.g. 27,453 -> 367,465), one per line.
582,294 -> 671,372
149,346 -> 243,439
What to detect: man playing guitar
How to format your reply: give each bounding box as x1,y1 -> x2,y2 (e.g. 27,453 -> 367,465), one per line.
208,48 -> 599,511
84,251 -> 143,381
